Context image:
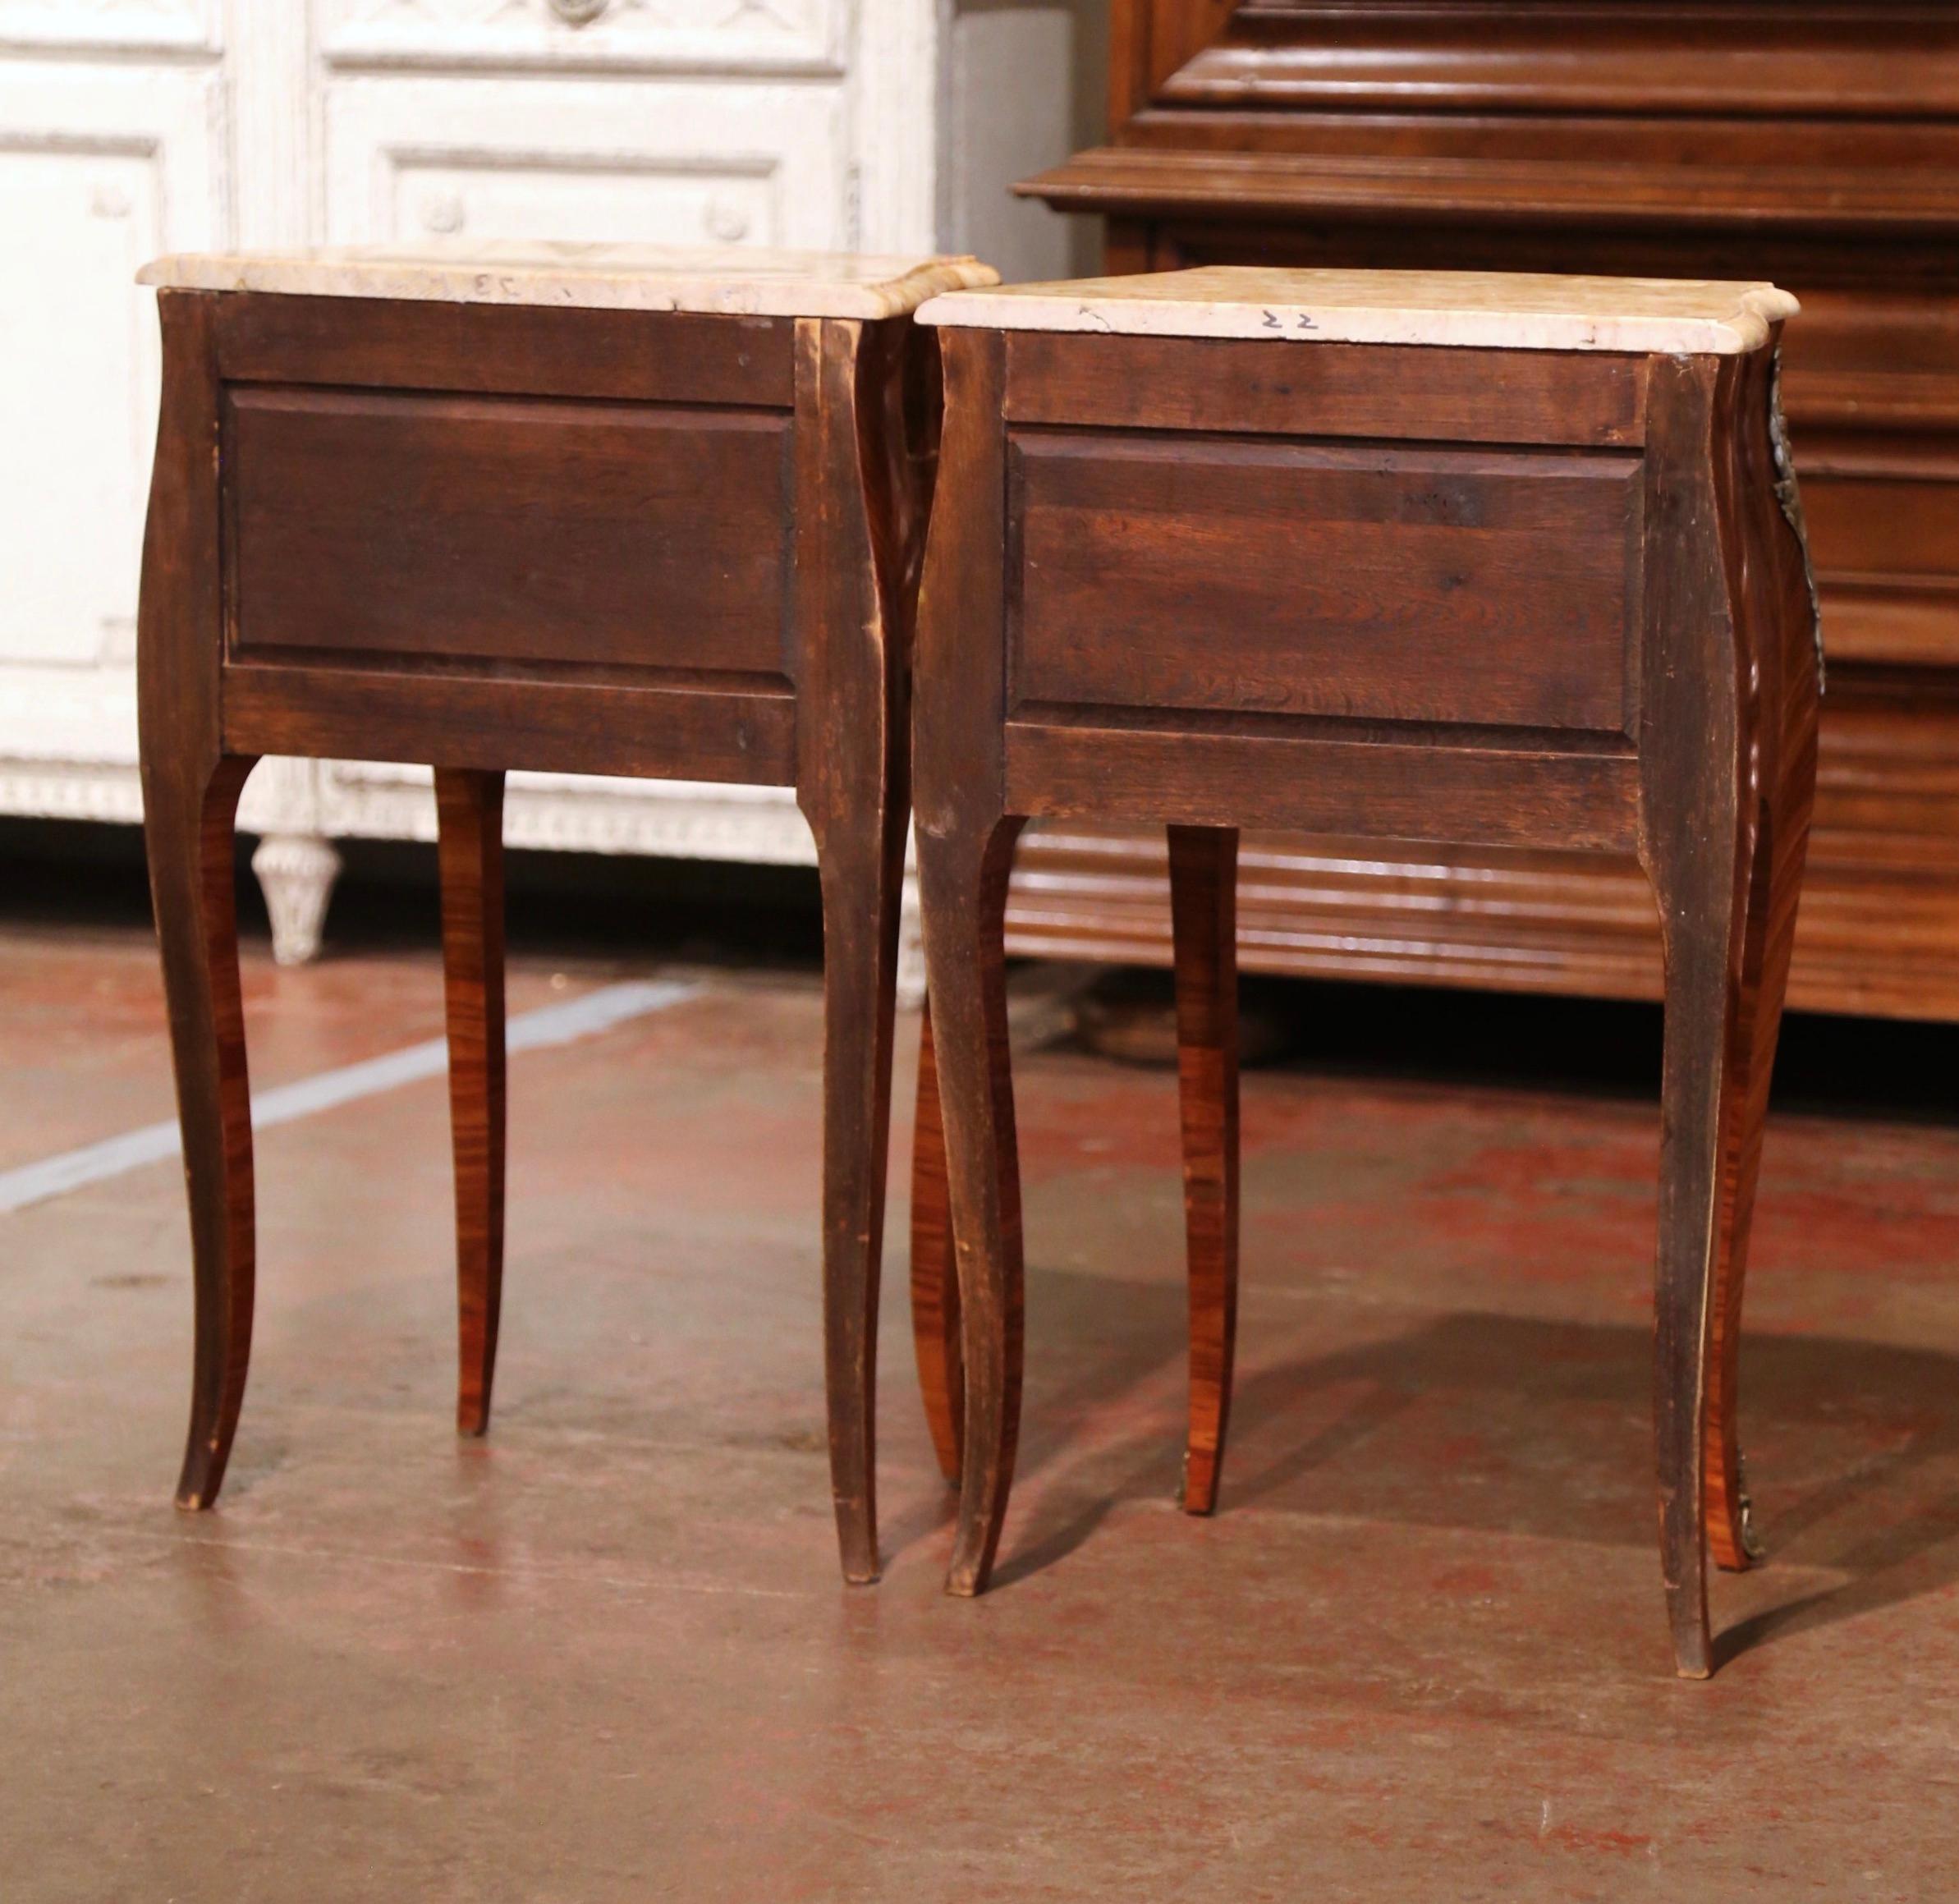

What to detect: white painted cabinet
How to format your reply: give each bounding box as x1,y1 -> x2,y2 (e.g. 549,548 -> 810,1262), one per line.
0,12 -> 225,829
0,0 -> 1071,977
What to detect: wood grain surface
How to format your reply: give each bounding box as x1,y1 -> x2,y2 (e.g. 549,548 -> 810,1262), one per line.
435,767 -> 507,1439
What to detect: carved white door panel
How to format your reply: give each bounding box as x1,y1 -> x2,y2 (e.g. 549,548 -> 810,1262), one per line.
0,0 -> 222,58
0,55 -> 225,808
321,76 -> 851,253
315,0 -> 845,80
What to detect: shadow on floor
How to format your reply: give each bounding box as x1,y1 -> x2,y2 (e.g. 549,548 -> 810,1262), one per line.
941,1271 -> 1959,1664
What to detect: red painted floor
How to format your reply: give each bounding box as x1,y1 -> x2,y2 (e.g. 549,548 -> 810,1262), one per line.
6,890 -> 1959,1899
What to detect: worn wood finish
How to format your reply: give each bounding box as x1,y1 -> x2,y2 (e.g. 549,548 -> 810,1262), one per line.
912,297 -> 1819,1673
141,286 -> 939,1582
434,767 -> 507,1438
138,292 -> 262,1512
1638,356 -> 1746,1678
1003,717 -> 1640,852
1700,353 -> 1820,1585
909,998 -> 964,1486
223,667 -> 796,790
1168,824 -> 1239,1516
214,293 -> 795,408
920,813 -> 1025,1597
794,315 -> 921,1584
1016,0 -> 1959,1027
915,327 -> 1029,1596
1003,329 -> 1647,447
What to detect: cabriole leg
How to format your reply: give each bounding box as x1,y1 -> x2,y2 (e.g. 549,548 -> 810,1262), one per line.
1641,346 -> 1819,1676
918,815 -> 1026,1595
145,753 -> 259,1510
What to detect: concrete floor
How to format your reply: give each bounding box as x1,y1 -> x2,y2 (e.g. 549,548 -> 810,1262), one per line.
7,888 -> 1959,1899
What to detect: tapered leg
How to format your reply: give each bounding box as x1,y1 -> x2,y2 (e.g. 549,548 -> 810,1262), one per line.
813,815 -> 908,1583
145,752 -> 259,1510
918,815 -> 1026,1595
910,996 -> 964,1484
435,768 -> 507,1438
1169,825 -> 1241,1516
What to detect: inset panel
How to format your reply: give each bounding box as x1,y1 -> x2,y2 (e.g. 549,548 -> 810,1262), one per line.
0,145 -> 158,668
0,0 -> 218,55
388,153 -> 776,253
322,75 -> 846,252
1011,431 -> 1640,735
227,387 -> 791,678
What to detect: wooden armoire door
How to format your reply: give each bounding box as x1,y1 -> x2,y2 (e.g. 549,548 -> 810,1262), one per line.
1017,1 -> 1959,1020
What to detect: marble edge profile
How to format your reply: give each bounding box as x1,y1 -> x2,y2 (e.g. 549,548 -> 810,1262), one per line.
915,283 -> 1801,355
136,253 -> 1000,321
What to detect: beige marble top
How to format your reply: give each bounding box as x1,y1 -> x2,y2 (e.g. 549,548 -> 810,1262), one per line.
915,268 -> 1798,355
138,243 -> 998,319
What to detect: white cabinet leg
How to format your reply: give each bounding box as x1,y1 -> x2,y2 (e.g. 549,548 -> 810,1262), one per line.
251,833 -> 342,966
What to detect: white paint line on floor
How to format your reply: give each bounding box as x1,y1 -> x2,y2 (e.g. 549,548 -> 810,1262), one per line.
0,978 -> 700,1218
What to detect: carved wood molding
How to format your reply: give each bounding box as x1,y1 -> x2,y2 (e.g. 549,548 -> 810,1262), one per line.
1021,147 -> 1959,236
1117,0 -> 1959,121
0,760 -> 146,824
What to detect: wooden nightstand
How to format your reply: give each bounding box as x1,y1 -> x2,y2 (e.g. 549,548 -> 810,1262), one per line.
135,242 -> 993,1584
909,268 -> 1819,1677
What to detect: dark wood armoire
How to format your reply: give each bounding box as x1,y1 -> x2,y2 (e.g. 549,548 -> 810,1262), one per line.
1012,2 -> 1959,1020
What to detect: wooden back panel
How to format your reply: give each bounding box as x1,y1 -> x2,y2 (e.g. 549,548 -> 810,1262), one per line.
207,293 -> 805,786
1010,430 -> 1640,735
226,387 -> 791,681
984,327 -> 1659,851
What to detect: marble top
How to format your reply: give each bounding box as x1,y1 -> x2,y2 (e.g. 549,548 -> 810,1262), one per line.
915,268 -> 1798,355
138,243 -> 999,319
